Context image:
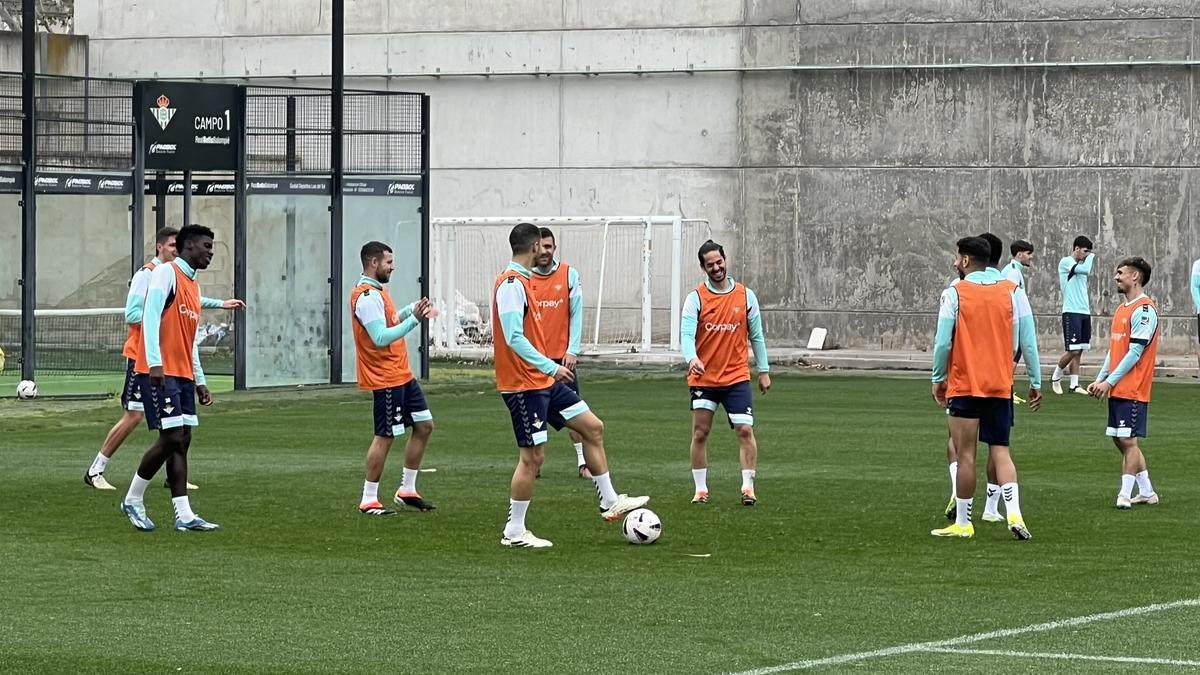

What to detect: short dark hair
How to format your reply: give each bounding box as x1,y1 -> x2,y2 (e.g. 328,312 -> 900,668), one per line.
1118,256 -> 1152,285
978,232 -> 1003,267
510,222 -> 541,254
957,236 -> 992,265
176,224 -> 214,251
1010,239 -> 1034,256
538,227 -> 555,244
155,227 -> 179,244
1073,235 -> 1094,250
360,241 -> 392,267
698,240 -> 725,264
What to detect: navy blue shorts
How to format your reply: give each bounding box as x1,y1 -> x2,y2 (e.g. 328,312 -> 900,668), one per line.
690,380 -> 754,427
552,358 -> 580,395
372,380 -> 432,438
947,396 -> 1013,446
501,383 -> 590,448
136,374 -> 197,431
1107,398 -> 1148,439
1062,312 -> 1092,351
121,359 -> 144,412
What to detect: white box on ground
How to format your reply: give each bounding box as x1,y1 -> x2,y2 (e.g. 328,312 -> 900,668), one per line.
807,327 -> 828,350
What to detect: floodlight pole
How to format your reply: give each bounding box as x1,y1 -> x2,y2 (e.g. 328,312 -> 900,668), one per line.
329,0 -> 345,384
19,0 -> 37,380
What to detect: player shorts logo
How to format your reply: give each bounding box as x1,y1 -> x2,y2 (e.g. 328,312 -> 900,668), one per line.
152,95 -> 176,131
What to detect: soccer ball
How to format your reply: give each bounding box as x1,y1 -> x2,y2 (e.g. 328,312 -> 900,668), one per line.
16,380 -> 37,400
621,508 -> 662,545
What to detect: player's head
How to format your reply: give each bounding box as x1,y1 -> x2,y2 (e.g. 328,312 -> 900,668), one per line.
536,227 -> 557,269
360,241 -> 394,283
155,226 -> 179,263
698,240 -> 726,284
1115,256 -> 1151,292
1072,235 -> 1093,260
1010,239 -> 1034,267
175,224 -> 215,270
954,236 -> 991,278
977,232 -> 1003,268
509,222 -> 541,261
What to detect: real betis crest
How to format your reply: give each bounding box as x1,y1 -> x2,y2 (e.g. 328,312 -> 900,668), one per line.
152,94 -> 176,131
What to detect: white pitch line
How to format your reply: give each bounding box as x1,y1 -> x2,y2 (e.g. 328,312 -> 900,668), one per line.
927,647 -> 1200,668
727,597 -> 1200,674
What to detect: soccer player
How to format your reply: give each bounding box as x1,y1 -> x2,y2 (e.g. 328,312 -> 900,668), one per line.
681,240 -> 770,506
1087,257 -> 1160,509
1003,239 -> 1035,291
85,227 -> 244,491
1191,255 -> 1200,375
494,222 -> 648,548
1053,236 -> 1095,394
530,227 -> 590,478
931,236 -> 1041,540
350,241 -> 438,516
120,225 -> 221,532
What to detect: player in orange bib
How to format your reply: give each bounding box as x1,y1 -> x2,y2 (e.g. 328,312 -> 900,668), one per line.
1087,257 -> 1160,509
681,240 -> 771,507
931,237 -> 1042,541
120,225 -> 224,533
494,223 -> 649,548
85,227 -> 243,491
350,241 -> 439,516
530,227 -> 589,478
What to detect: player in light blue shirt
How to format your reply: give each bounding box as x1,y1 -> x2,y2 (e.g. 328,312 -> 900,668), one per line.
1052,235 -> 1095,395
1002,239 -> 1035,292
1191,257 -> 1200,374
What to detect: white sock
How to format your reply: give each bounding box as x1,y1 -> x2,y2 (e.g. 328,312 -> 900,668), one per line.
88,452 -> 109,476
984,483 -> 1002,514
574,442 -> 585,468
592,472 -> 619,509
692,468 -> 708,493
125,474 -> 151,503
1001,482 -> 1021,518
1135,470 -> 1155,497
504,499 -> 529,538
1119,474 -> 1136,499
948,461 -> 959,497
361,480 -> 380,505
399,468 -> 418,494
172,496 -> 196,522
1070,373 -> 1080,389
1052,366 -> 1063,381
955,497 -> 973,527
741,469 -> 756,492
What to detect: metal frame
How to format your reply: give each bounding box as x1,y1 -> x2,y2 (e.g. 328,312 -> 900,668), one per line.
232,85 -> 248,390
19,0 -> 36,380
329,0 -> 345,384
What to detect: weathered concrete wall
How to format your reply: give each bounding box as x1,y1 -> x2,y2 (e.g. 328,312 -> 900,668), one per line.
74,1 -> 1200,352
0,32 -> 88,75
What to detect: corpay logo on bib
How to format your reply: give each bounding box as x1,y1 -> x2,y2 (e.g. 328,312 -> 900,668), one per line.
704,322 -> 741,333
536,299 -> 563,309
179,304 -> 200,321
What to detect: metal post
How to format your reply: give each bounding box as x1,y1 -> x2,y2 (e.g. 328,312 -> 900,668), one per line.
641,218 -> 653,351
182,170 -> 192,225
445,227 -> 457,350
233,86 -> 248,390
329,0 -> 345,384
131,84 -> 145,277
19,0 -> 37,381
285,95 -> 296,308
418,94 -> 431,380
154,171 -> 166,232
669,216 -> 682,352
592,221 -> 610,349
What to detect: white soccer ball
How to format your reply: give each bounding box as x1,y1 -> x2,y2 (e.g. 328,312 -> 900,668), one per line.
622,508 -> 662,545
16,379 -> 37,400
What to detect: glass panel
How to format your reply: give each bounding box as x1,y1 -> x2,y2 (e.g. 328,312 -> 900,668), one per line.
245,192 -> 331,386
341,190 -> 423,383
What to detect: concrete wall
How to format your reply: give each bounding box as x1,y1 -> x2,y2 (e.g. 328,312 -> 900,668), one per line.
75,1 -> 1200,352
0,32 -> 88,75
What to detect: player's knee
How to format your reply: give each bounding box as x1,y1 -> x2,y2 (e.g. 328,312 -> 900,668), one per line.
413,420 -> 435,439
692,425 -> 711,443
580,417 -> 604,443
734,425 -> 755,442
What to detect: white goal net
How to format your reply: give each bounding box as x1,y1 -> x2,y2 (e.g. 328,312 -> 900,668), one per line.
430,216 -> 711,355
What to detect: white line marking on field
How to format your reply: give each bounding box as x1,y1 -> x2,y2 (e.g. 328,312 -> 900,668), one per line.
727,597 -> 1200,674
927,647 -> 1200,668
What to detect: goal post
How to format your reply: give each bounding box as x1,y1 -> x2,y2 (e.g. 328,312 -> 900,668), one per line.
430,216 -> 710,355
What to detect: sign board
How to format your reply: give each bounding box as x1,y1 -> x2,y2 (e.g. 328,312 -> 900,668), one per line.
137,81 -> 242,171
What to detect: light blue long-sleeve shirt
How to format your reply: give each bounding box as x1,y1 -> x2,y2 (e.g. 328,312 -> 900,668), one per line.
495,262 -> 558,377
931,271 -> 1041,389
142,258 -> 206,386
125,257 -> 224,324
1059,253 -> 1095,314
1096,297 -> 1158,385
1190,258 -> 1200,314
1002,260 -> 1026,290
533,261 -> 583,356
352,275 -> 420,348
680,277 -> 769,373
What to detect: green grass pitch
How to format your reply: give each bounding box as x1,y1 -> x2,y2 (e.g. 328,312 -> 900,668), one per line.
3,370 -> 1200,673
